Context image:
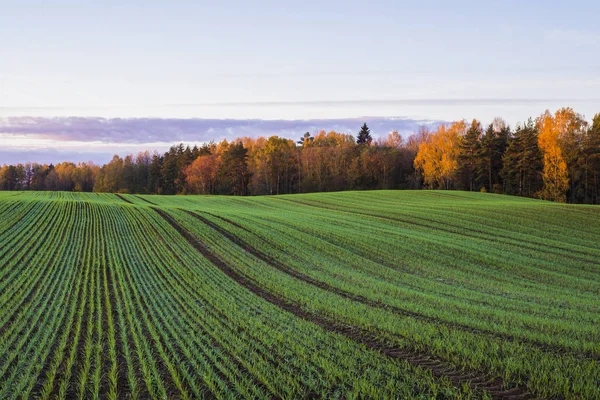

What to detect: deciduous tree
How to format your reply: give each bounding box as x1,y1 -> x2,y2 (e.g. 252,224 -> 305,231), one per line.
414,121 -> 465,189
537,110 -> 570,202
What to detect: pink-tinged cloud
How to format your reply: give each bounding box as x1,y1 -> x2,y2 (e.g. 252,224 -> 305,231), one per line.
0,116 -> 443,144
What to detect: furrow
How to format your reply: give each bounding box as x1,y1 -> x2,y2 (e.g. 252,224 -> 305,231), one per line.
153,207 -> 533,400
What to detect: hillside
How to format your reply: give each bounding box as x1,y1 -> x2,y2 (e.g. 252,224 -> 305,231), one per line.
0,190 -> 599,399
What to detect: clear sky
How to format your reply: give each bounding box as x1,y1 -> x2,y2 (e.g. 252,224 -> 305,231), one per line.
1,0 -> 599,163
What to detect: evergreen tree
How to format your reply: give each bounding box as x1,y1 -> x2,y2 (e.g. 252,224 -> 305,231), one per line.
583,113 -> 600,203
356,123 -> 372,145
494,124 -> 510,190
501,119 -> 543,197
298,132 -> 314,146
217,142 -> 251,195
122,155 -> 136,193
162,147 -> 180,194
477,122 -> 510,193
191,145 -> 200,160
175,145 -> 194,193
457,119 -> 482,191
134,151 -> 151,194
148,154 -> 163,194
198,142 -> 213,157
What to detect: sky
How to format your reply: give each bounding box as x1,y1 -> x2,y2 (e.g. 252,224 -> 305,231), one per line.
1,0 -> 599,164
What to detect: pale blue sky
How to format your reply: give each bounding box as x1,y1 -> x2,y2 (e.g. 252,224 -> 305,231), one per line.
1,0 -> 599,162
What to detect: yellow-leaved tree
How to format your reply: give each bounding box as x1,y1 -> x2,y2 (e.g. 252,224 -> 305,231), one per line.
537,110 -> 570,202
414,121 -> 466,189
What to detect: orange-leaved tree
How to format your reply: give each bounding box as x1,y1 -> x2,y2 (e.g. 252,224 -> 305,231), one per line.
414,121 -> 466,189
537,110 -> 570,202
185,154 -> 219,194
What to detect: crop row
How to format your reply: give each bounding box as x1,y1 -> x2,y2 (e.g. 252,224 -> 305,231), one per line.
1,194 -> 472,399
136,191 -> 599,399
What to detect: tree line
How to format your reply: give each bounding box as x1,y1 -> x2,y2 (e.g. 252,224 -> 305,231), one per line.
2,109 -> 599,203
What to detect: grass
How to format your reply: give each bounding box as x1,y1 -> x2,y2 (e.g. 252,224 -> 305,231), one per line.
0,190 -> 598,399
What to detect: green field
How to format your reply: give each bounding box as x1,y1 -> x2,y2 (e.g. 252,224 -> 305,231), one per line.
0,190 -> 599,399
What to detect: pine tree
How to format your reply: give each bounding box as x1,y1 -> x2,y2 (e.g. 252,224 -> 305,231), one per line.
356,123 -> 372,145
148,154 -> 163,194
161,146 -> 180,194
583,113 -> 600,203
298,132 -> 314,146
457,120 -> 482,191
477,122 -> 510,193
501,119 -> 543,197
217,142 -> 251,195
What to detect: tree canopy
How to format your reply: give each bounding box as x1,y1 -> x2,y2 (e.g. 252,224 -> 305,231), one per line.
2,107 -> 600,204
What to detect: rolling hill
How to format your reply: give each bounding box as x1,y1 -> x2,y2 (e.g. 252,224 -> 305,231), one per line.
0,190 -> 599,399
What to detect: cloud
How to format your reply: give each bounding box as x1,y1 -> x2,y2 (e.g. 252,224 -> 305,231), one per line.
0,116 -> 444,144
0,148 -> 110,165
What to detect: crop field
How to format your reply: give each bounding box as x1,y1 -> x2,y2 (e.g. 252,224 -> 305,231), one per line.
0,190 -> 599,399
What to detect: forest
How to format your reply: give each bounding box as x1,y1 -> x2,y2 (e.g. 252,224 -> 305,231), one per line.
1,107 -> 599,204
